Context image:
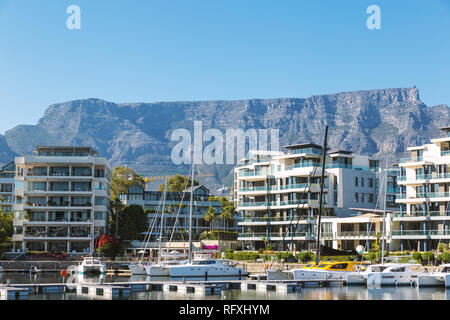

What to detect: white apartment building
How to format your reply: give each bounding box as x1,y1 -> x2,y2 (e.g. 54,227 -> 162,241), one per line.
11,146 -> 111,254
234,143 -> 385,251
0,162 -> 15,213
394,126 -> 450,251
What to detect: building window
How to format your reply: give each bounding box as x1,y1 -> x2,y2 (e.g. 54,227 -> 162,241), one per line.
361,178 -> 364,187
334,191 -> 338,206
355,177 -> 358,187
361,193 -> 364,203
369,178 -> 374,188
355,192 -> 358,202
368,194 -> 374,203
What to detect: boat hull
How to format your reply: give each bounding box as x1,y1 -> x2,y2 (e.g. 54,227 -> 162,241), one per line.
367,272 -> 419,286
291,269 -> 347,281
267,269 -> 293,280
346,273 -> 367,285
77,265 -> 106,275
418,274 -> 445,287
128,264 -> 147,275
169,266 -> 246,278
144,265 -> 170,276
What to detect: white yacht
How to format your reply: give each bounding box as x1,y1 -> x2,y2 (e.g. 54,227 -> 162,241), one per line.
169,255 -> 246,278
128,263 -> 148,275
367,263 -> 423,286
76,257 -> 106,275
346,264 -> 388,285
289,261 -> 365,281
418,264 -> 450,287
267,268 -> 294,280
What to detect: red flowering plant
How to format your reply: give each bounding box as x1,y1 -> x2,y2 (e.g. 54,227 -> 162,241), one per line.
94,234 -> 119,258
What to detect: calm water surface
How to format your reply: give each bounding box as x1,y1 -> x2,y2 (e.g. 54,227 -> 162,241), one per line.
1,272 -> 449,300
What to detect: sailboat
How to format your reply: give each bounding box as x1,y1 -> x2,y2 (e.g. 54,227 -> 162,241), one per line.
417,263 -> 450,287
168,164 -> 247,278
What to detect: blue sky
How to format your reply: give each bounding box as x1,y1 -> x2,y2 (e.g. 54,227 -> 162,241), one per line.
0,0 -> 449,134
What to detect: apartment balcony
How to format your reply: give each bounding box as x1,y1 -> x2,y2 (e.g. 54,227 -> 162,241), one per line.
397,173 -> 450,185
237,171 -> 271,181
238,232 -> 316,241
441,150 -> 450,157
392,211 -> 450,221
238,183 -> 328,195
391,230 -> 450,239
398,156 -> 428,168
237,215 -> 315,226
335,231 -> 387,239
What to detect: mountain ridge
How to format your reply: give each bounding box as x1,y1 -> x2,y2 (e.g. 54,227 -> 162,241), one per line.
2,86 -> 449,192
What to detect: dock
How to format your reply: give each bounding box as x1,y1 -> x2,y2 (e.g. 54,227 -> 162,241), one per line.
0,278 -> 346,300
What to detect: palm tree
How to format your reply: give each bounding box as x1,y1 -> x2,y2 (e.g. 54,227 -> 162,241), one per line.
204,206 -> 217,231
220,205 -> 235,231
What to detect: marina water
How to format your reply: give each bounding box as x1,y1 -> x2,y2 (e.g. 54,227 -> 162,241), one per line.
1,272 -> 449,300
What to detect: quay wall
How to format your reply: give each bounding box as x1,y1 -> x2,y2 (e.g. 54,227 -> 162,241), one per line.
0,260 -> 125,271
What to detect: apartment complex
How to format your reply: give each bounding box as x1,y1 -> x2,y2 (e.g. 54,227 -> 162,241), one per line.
11,146 -> 111,254
120,184 -> 237,241
233,143 -> 389,251
0,162 -> 15,213
394,126 -> 450,251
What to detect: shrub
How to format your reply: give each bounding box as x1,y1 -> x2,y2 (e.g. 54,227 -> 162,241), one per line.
412,252 -> 422,262
295,251 -> 316,263
421,252 -> 436,265
276,251 -> 294,261
437,251 -> 450,264
232,251 -> 259,261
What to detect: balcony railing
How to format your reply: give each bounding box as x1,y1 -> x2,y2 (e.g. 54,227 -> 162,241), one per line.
238,232 -> 315,238
396,192 -> 450,199
399,156 -> 423,163
238,171 -> 268,177
441,150 -> 450,157
393,211 -> 449,218
237,215 -> 312,222
336,231 -> 380,237
392,230 -> 450,236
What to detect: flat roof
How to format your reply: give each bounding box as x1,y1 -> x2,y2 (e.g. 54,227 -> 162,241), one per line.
349,208 -> 400,214
282,143 -> 330,150
439,126 -> 450,131
328,150 -> 353,155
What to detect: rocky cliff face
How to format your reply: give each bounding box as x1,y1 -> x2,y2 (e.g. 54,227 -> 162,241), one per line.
2,87 -> 449,192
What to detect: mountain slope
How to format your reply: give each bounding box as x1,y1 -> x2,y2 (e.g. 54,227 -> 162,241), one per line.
2,87 -> 449,191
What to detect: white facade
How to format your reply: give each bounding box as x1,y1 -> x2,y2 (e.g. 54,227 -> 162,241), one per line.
394,127 -> 450,251
12,146 -> 111,254
0,162 -> 15,213
234,144 -> 384,251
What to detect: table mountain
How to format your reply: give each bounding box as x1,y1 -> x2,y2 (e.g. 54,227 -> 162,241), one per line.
2,86 -> 449,192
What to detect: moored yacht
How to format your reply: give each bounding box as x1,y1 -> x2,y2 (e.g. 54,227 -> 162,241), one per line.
290,261 -> 364,280
367,263 -> 423,286
77,256 -> 106,275
346,264 -> 388,285
169,255 -> 246,278
418,264 -> 450,287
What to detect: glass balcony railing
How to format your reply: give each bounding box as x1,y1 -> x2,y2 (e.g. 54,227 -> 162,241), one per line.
396,192 -> 450,199
238,232 -> 315,238
393,211 -> 449,218
237,215 -> 312,222
392,230 -> 450,236
441,150 -> 450,157
399,156 -> 423,163
238,171 -> 268,177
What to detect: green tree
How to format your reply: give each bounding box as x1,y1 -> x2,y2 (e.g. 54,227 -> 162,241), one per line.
158,174 -> 199,192
0,209 -> 13,245
114,205 -> 148,241
204,206 -> 218,231
220,205 -> 236,231
110,167 -> 145,201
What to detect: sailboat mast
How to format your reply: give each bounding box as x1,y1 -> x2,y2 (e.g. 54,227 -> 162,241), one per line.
158,182 -> 168,264
315,125 -> 329,265
381,159 -> 388,263
188,165 -> 195,264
